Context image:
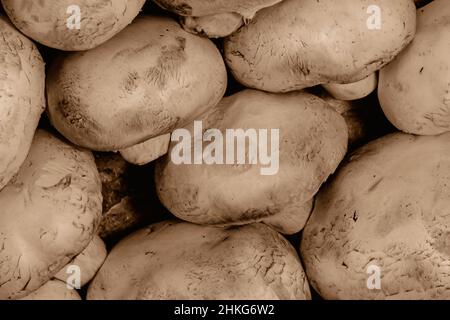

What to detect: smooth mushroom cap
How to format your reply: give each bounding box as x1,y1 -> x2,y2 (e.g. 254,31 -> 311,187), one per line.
87,221 -> 311,300
47,16 -> 227,151
0,130 -> 102,299
1,0 -> 146,51
0,16 -> 45,190
156,90 -> 348,234
224,0 -> 416,92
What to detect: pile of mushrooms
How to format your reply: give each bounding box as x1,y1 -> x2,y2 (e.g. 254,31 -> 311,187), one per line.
1,0 -> 449,301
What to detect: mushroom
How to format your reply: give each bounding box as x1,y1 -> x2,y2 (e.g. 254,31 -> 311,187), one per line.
379,0 -> 450,136
1,0 -> 146,51
0,16 -> 45,190
87,221 -> 311,299
301,132 -> 450,299
224,0 -> 416,93
153,0 -> 283,37
46,16 -> 227,165
155,89 -> 348,234
0,130 -> 102,299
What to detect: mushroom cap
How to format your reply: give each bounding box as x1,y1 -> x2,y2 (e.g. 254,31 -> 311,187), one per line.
379,0 -> 450,135
47,16 -> 227,151
87,221 -> 311,300
153,0 -> 282,18
0,130 -> 102,299
224,0 -> 416,92
1,0 -> 146,51
155,89 -> 348,234
0,16 -> 45,190
301,132 -> 450,299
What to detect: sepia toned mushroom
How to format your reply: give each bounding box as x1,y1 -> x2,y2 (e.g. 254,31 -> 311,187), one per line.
1,0 -> 146,51
224,0 -> 416,93
0,16 -> 45,190
87,221 -> 311,300
0,130 -> 102,299
379,0 -> 450,136
47,16 -> 227,165
156,89 -> 348,234
301,132 -> 450,299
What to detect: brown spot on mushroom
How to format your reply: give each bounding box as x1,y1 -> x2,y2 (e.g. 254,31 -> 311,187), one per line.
144,36 -> 187,89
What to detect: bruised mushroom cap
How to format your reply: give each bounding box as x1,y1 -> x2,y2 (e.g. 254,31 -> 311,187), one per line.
224,0 -> 416,93
1,0 -> 146,51
153,0 -> 283,19
378,0 -> 450,136
155,90 -> 348,234
0,130 -> 102,300
301,132 -> 450,299
20,280 -> 81,300
87,221 -> 311,300
0,16 -> 45,190
47,16 -> 227,151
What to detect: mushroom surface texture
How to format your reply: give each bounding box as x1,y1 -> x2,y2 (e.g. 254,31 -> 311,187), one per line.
156,89 -> 348,234
0,16 -> 45,190
87,221 -> 311,300
379,0 -> 450,136
46,16 -> 227,153
20,280 -> 81,300
224,0 -> 416,93
1,0 -> 146,51
301,132 -> 450,299
55,235 -> 107,288
0,130 -> 102,300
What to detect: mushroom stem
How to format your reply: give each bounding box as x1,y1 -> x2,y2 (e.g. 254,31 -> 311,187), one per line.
181,12 -> 244,38
323,73 -> 378,101
119,134 -> 171,166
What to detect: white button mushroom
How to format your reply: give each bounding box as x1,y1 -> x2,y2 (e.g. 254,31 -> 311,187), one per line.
224,0 -> 416,93
87,221 -> 311,300
0,130 -> 102,300
156,89 -> 348,234
379,0 -> 450,136
302,132 -> 450,299
1,0 -> 146,51
0,16 -> 45,190
46,16 -> 227,165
